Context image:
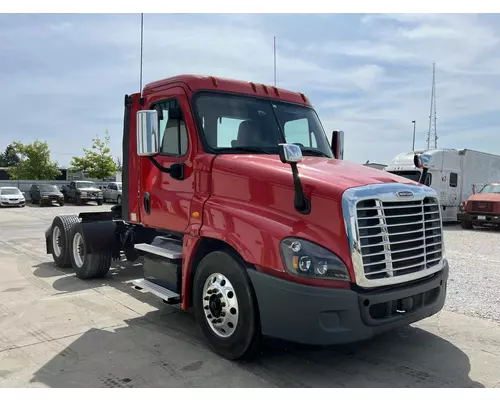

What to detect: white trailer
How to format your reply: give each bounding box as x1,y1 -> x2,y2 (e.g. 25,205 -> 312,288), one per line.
384,148 -> 500,222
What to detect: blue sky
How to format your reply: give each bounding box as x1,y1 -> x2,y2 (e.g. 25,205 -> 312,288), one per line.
1,13 -> 500,167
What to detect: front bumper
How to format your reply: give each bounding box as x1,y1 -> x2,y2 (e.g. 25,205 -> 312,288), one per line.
248,261 -> 448,346
457,210 -> 500,225
0,200 -> 25,206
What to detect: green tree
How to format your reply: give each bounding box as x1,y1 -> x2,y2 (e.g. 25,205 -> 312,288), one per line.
0,144 -> 21,167
70,130 -> 118,180
8,140 -> 61,180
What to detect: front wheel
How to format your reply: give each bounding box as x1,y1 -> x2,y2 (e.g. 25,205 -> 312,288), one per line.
193,250 -> 262,361
116,195 -> 122,205
69,223 -> 112,279
97,200 -> 103,206
460,220 -> 473,230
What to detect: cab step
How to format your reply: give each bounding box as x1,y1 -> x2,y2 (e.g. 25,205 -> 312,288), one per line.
134,237 -> 182,260
132,278 -> 180,304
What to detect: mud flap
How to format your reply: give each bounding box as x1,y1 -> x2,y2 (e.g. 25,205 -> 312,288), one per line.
80,220 -> 120,255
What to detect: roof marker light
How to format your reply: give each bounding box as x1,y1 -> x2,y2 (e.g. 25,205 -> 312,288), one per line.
273,87 -> 280,96
262,84 -> 269,94
299,93 -> 307,102
249,82 -> 257,92
210,76 -> 218,87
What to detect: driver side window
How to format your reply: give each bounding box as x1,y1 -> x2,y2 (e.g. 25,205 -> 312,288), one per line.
156,99 -> 188,157
284,118 -> 317,148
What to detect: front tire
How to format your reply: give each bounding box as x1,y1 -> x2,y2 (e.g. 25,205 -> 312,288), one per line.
460,220 -> 473,230
69,223 -> 112,279
116,195 -> 122,205
50,215 -> 80,268
193,250 -> 262,360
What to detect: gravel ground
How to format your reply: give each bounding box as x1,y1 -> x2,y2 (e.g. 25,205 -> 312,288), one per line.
442,223 -> 500,322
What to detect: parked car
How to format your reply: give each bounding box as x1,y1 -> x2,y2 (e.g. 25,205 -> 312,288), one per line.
0,187 -> 26,207
457,182 -> 500,229
103,182 -> 122,204
29,184 -> 64,207
61,180 -> 104,205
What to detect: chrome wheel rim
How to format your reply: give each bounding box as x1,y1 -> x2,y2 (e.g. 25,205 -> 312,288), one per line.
202,273 -> 239,338
52,226 -> 62,257
72,232 -> 85,268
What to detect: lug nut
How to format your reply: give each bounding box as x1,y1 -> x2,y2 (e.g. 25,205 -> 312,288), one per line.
217,293 -> 223,298
207,290 -> 212,294
204,296 -> 209,301
221,302 -> 226,307
204,306 -> 209,310
207,314 -> 212,319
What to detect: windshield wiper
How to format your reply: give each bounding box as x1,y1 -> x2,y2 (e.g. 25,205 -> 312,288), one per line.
300,149 -> 330,158
228,146 -> 274,155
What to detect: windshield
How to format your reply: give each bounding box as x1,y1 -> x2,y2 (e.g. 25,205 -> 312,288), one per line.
193,92 -> 333,157
388,170 -> 432,186
479,184 -> 500,194
39,184 -> 58,192
1,188 -> 20,195
76,182 -> 97,189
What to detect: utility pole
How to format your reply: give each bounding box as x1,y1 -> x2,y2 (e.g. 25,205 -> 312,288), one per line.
426,63 -> 438,150
412,120 -> 416,151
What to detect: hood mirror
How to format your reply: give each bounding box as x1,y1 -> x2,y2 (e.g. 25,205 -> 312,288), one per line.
278,143 -> 310,214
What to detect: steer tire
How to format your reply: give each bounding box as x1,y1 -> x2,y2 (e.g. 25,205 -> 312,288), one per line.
51,215 -> 80,268
460,220 -> 473,230
68,223 -> 112,280
193,250 -> 262,361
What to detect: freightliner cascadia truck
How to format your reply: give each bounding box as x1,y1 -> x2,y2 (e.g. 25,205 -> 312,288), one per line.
44,75 -> 449,360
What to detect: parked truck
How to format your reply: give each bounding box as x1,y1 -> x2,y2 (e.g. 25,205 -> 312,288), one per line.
61,180 -> 104,205
384,148 -> 500,222
44,75 -> 448,360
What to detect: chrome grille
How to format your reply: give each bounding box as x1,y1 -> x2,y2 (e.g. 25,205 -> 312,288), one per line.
355,197 -> 442,281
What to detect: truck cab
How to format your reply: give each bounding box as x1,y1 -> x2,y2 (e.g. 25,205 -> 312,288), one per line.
44,75 -> 448,361
458,182 -> 500,229
384,149 -> 462,222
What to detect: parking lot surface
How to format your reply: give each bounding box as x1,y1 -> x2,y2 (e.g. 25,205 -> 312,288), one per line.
0,204 -> 499,387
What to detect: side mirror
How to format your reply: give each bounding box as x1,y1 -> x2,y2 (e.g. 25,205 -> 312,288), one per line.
413,153 -> 433,185
331,130 -> 344,160
278,143 -> 303,164
137,110 -> 160,156
413,153 -> 433,169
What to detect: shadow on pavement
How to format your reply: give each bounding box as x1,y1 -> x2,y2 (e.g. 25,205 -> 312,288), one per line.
29,262 -> 483,388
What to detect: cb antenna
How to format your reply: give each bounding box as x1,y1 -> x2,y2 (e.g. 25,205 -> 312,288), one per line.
140,13 -> 144,97
273,36 -> 277,86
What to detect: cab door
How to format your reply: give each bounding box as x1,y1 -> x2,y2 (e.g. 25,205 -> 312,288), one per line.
139,86 -> 196,233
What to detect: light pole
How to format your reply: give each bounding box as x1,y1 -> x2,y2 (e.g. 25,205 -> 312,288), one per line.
412,120 -> 416,152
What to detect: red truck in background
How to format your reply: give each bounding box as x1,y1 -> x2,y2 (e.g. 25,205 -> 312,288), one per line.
44,75 -> 448,360
458,182 -> 500,229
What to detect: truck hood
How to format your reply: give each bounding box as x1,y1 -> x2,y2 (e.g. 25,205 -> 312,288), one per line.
212,154 -> 419,199
466,193 -> 500,203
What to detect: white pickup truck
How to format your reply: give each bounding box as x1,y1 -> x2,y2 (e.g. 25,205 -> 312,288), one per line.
102,182 -> 122,204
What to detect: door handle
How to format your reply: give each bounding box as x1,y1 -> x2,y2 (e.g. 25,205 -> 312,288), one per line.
143,192 -> 151,215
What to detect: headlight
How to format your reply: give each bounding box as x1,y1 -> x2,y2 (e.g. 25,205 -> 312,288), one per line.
459,201 -> 466,211
280,238 -> 350,281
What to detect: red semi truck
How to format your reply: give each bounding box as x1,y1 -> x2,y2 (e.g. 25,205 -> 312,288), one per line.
45,75 -> 448,360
